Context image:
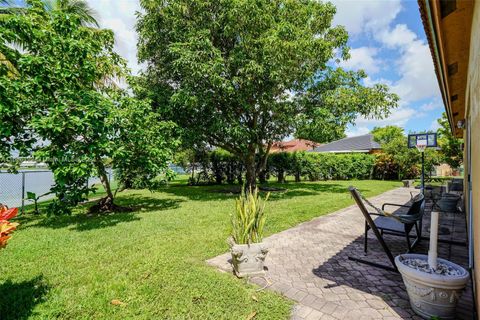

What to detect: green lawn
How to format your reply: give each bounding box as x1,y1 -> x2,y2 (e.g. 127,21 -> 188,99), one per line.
0,178 -> 401,319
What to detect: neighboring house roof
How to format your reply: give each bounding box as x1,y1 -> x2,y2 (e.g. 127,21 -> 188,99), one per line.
270,139 -> 321,153
310,134 -> 381,153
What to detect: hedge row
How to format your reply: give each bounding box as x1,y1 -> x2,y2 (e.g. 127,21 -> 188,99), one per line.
268,152 -> 375,182
183,150 -> 380,185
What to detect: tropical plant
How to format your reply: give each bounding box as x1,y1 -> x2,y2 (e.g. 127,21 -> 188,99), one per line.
0,2 -> 178,214
437,112 -> 463,169
43,0 -> 99,27
0,0 -> 98,79
0,205 -> 19,249
372,126 -> 421,180
137,0 -> 398,189
231,188 -> 269,245
25,191 -> 51,214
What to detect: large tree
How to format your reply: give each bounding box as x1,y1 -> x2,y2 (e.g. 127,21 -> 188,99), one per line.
437,112 -> 463,169
0,0 -> 178,214
137,0 -> 398,188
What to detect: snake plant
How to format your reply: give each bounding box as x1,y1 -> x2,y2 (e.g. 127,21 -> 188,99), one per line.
231,187 -> 270,245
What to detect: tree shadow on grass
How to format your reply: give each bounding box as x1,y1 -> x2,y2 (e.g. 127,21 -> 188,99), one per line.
114,195 -> 184,213
154,181 -> 358,202
0,275 -> 49,320
16,197 -> 184,232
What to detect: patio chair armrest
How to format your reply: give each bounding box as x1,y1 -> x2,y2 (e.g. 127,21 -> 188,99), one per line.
368,212 -> 385,217
382,203 -> 410,210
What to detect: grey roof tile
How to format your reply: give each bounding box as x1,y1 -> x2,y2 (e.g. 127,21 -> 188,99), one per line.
310,134 -> 381,153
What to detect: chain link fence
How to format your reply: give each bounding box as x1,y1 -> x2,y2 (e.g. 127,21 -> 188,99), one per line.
0,169 -> 114,213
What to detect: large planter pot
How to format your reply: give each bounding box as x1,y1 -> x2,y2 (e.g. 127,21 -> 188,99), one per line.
436,194 -> 461,212
402,179 -> 415,188
231,243 -> 268,278
395,253 -> 469,319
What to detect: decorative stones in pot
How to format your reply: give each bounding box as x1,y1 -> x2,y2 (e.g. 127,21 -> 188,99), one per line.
230,187 -> 270,278
395,253 -> 469,319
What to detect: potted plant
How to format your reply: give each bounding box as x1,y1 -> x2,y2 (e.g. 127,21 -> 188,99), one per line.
229,187 -> 269,277
395,211 -> 469,319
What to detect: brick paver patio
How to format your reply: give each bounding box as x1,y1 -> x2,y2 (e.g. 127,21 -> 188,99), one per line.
207,187 -> 473,319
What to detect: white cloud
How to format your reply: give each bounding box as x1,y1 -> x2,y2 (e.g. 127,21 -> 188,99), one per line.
87,0 -> 142,75
356,107 -> 417,128
345,126 -> 370,137
386,34 -> 440,103
331,0 -> 402,36
377,24 -> 417,48
340,47 -> 381,74
332,0 -> 441,132
430,119 -> 441,131
420,101 -> 441,111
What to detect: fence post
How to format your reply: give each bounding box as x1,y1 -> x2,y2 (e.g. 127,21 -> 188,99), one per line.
21,172 -> 25,214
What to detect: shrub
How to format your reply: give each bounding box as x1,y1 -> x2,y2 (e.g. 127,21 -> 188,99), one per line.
268,152 -> 292,183
372,152 -> 420,180
301,153 -> 375,181
179,149 -> 244,185
373,153 -> 400,180
178,150 -> 378,185
230,188 -> 270,245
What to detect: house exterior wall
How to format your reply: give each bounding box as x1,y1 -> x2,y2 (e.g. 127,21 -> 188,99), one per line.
466,0 -> 480,309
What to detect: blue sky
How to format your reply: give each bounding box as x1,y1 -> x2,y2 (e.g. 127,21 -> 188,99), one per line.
12,0 -> 445,137
330,0 -> 444,136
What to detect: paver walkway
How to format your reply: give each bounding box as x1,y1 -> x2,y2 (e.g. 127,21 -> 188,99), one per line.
207,187 -> 473,319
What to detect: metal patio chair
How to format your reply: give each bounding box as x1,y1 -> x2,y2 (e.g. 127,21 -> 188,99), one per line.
347,186 -> 425,272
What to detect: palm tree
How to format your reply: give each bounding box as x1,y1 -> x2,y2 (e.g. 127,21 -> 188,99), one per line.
0,0 -> 19,77
1,0 -> 99,26
43,0 -> 99,27
1,0 -> 99,77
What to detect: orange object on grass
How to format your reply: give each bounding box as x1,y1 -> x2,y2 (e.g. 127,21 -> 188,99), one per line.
0,206 -> 19,249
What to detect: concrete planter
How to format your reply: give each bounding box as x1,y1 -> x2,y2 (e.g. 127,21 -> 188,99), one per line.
402,179 -> 415,187
395,254 -> 469,319
231,243 -> 268,277
436,194 -> 461,212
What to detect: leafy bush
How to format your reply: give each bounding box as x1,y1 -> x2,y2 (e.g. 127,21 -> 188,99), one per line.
299,153 -> 375,181
268,152 -> 292,183
177,149 -> 244,185
372,153 -> 400,180
179,150 -> 378,184
231,188 -> 269,245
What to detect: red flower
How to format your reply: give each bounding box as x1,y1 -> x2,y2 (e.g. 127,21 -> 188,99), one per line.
0,207 -> 18,221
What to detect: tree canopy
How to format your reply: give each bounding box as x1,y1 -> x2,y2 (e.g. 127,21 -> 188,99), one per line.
437,112 -> 463,169
0,0 -> 178,214
137,0 -> 399,187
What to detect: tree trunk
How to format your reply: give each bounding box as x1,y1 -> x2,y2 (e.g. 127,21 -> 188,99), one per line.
95,158 -> 114,201
256,142 -> 271,186
258,171 -> 266,184
226,164 -> 235,184
89,158 -> 132,214
245,151 -> 257,190
294,172 -> 301,182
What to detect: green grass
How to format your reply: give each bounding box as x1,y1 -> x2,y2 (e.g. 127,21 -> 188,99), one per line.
0,177 -> 401,319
